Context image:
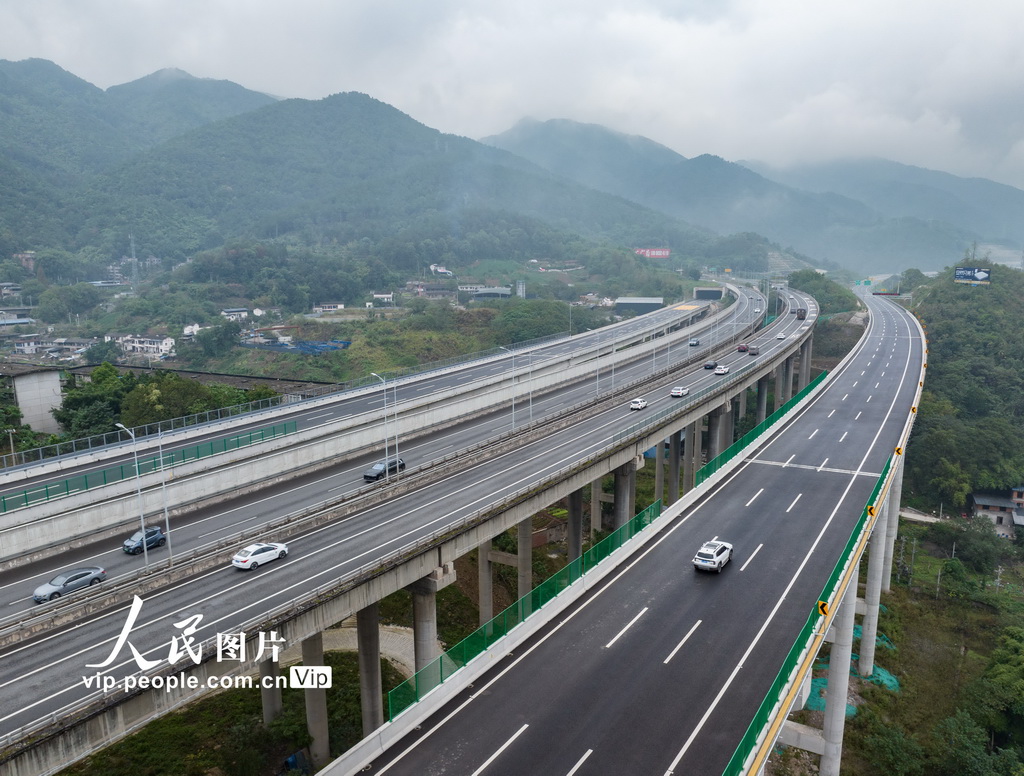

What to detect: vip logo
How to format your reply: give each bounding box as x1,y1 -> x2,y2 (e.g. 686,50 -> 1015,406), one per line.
289,665 -> 332,689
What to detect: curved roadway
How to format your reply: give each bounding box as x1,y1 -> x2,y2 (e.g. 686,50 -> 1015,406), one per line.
359,292 -> 922,776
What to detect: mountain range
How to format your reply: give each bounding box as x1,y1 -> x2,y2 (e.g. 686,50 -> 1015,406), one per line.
1,58 -> 1020,277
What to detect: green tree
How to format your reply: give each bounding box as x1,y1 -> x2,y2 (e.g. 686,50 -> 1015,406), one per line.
52,363 -> 137,437
83,340 -> 122,364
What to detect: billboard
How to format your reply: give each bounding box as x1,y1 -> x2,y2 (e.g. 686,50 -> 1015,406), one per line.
634,248 -> 671,258
954,266 -> 991,285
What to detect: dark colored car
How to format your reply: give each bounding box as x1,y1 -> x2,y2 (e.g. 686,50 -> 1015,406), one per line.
363,457 -> 406,482
123,525 -> 166,555
703,360 -> 718,369
33,567 -> 106,603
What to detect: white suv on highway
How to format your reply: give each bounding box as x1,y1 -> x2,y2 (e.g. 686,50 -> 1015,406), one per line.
693,540 -> 733,573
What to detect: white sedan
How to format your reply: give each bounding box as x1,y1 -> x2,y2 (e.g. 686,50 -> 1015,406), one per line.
713,365 -> 729,375
232,542 -> 288,570
776,332 -> 786,339
670,386 -> 689,397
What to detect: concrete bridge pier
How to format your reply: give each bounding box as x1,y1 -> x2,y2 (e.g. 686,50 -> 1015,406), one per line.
881,459 -> 905,593
799,336 -> 814,389
668,430 -> 682,504
259,657 -> 282,725
782,355 -> 795,404
821,577 -> 857,776
590,476 -> 605,538
567,487 -> 584,561
301,632 -> 330,769
408,564 -> 457,673
613,461 -> 635,529
654,435 -> 665,505
682,421 -> 698,492
356,602 -> 384,736
858,513 -> 887,678
774,365 -> 786,411
518,518 -> 532,602
708,403 -> 732,460
756,375 -> 769,423
706,408 -> 723,461
478,538 -> 493,626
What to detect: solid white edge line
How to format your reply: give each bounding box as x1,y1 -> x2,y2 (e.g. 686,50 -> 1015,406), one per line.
605,607 -> 649,649
664,620 -> 703,664
470,723 -> 529,776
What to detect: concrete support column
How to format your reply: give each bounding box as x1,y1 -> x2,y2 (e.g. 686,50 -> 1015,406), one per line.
800,336 -> 814,388
301,632 -> 330,770
881,460 -> 905,593
411,587 -> 438,673
821,579 -> 858,776
356,603 -> 384,736
783,356 -> 795,403
259,658 -> 282,725
756,376 -> 769,423
737,386 -> 748,421
725,398 -> 737,447
654,436 -> 665,505
858,517 -> 888,678
668,431 -> 682,504
613,461 -> 634,529
774,365 -> 785,411
693,420 -> 705,484
567,487 -> 584,562
682,422 -> 697,493
478,538 -> 493,626
707,407 -> 724,461
518,518 -> 532,602
590,477 -> 602,539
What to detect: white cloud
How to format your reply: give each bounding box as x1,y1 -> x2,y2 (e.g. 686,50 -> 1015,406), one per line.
3,0 -> 1024,186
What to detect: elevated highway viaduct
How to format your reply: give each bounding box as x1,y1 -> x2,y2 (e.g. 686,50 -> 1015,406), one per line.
0,288 -> 824,775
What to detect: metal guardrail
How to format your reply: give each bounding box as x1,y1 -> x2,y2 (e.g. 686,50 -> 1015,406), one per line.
0,331 -> 572,472
0,422 -> 297,514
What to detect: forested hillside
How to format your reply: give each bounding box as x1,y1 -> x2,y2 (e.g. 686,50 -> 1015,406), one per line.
906,267 -> 1024,509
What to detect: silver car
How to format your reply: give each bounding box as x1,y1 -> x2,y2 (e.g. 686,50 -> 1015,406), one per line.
33,566 -> 106,603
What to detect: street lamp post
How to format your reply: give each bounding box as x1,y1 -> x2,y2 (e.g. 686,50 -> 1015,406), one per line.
370,373 -> 390,480
115,423 -> 149,568
157,429 -> 173,567
499,347 -> 516,430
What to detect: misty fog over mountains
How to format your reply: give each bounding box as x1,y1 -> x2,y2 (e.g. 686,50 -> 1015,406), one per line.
2,58 -> 1020,276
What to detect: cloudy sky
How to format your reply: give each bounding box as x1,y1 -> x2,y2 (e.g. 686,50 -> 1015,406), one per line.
4,0 -> 1024,188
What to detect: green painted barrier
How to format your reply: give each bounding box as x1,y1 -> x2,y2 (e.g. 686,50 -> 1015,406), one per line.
388,500 -> 662,721
0,421 -> 297,513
